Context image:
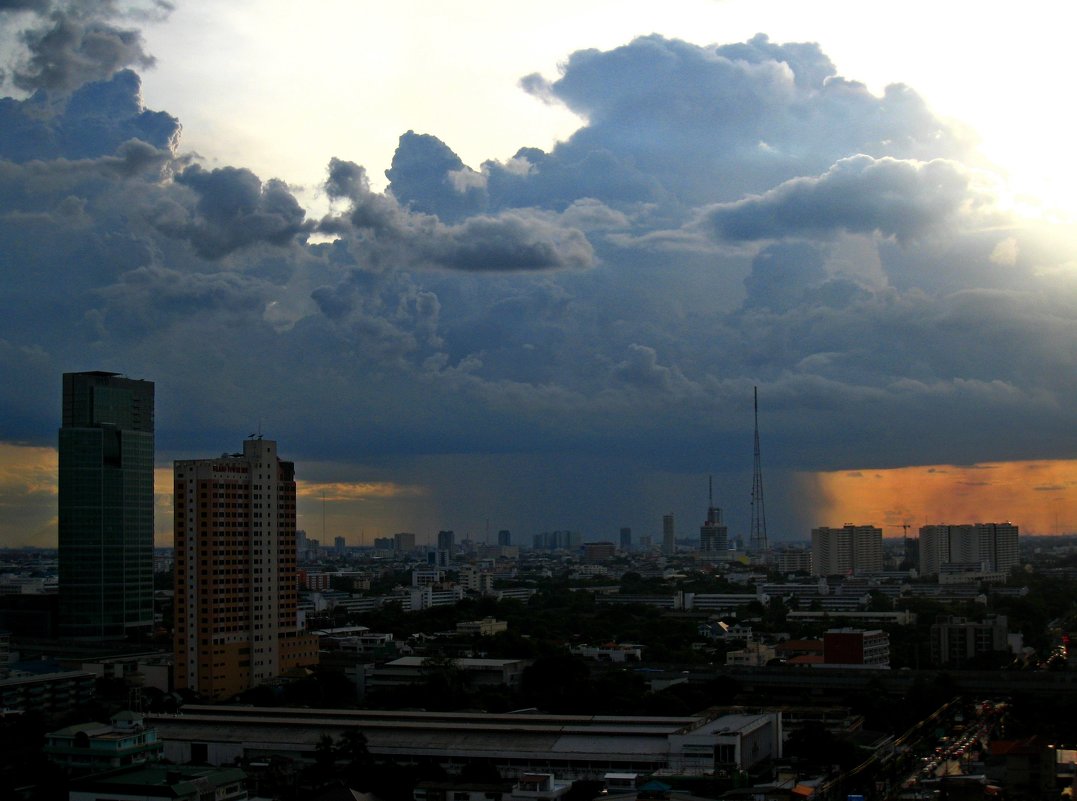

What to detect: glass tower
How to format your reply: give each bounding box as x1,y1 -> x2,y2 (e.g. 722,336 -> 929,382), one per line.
58,371 -> 155,639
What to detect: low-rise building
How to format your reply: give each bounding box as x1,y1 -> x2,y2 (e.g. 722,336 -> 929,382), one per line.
369,656 -> 529,689
512,772 -> 571,801
457,618 -> 508,637
570,643 -> 643,663
0,669 -> 94,718
726,642 -> 777,667
147,706 -> 783,781
68,764 -> 247,801
821,629 -> 890,668
45,711 -> 162,774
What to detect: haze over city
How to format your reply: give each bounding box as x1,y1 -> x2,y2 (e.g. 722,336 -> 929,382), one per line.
0,0 -> 1074,548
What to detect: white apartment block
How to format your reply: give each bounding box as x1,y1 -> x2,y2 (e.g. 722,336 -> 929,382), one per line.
919,523 -> 1019,576
810,525 -> 883,576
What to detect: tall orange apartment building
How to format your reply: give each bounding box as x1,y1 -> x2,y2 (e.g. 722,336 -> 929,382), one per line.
173,438 -> 318,699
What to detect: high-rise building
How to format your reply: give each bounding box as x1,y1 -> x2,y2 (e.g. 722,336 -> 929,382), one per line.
919,523 -> 1019,576
497,530 -> 512,547
619,527 -> 632,551
700,479 -> 728,555
531,530 -> 581,551
334,536 -> 346,556
58,371 -> 155,640
810,525 -> 883,576
436,530 -> 454,567
394,532 -> 416,552
662,514 -> 676,556
173,439 -> 318,699
776,548 -> 813,574
700,511 -> 728,553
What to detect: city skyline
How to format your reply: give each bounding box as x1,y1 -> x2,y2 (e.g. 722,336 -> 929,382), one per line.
0,1 -> 1074,548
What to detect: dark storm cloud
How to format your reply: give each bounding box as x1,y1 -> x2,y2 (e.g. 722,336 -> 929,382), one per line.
169,165 -> 312,258
700,155 -> 978,243
322,159 -> 595,273
742,242 -> 827,312
385,131 -> 487,222
8,2 -> 157,94
1,25 -> 1075,542
0,1 -> 51,11
0,70 -> 180,161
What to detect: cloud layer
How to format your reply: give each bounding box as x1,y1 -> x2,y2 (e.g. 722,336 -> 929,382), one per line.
1,6 -> 1074,542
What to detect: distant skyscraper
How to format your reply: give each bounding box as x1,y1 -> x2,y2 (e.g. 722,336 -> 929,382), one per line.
58,371 -> 154,640
173,439 -> 318,699
497,529 -> 512,546
436,529 -> 454,566
532,530 -> 581,551
662,513 -> 676,556
619,527 -> 632,551
811,525 -> 883,576
334,536 -> 346,555
394,532 -> 416,552
919,523 -> 1019,576
700,479 -> 728,554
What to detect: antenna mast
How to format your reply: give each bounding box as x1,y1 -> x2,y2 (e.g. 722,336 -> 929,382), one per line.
749,386 -> 769,554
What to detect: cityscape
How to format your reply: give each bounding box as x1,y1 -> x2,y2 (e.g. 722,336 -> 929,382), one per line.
2,2 -> 1077,801
0,370 -> 1073,800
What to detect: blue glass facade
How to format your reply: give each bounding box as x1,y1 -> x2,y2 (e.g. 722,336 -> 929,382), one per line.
58,372 -> 154,639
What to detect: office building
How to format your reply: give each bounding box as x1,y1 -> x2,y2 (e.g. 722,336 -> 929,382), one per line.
700,506 -> 728,555
532,530 -> 581,551
930,615 -> 1010,666
436,529 -> 454,566
393,532 -> 416,552
776,549 -> 812,574
583,542 -> 617,561
662,513 -> 676,556
173,439 -> 318,700
619,527 -> 631,551
59,371 -> 155,639
497,529 -> 512,547
810,525 -> 883,576
919,523 -> 1020,576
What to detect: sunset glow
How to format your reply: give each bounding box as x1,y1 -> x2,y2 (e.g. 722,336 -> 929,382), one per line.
810,460 -> 1077,536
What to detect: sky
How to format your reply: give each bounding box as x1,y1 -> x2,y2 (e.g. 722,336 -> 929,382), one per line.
0,0 -> 1075,548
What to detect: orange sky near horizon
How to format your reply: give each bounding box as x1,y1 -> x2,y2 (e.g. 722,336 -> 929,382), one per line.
806,459 -> 1076,536
0,443 -> 1073,546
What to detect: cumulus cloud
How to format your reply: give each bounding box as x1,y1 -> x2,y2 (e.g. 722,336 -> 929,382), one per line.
0,69 -> 180,161
4,1 -> 162,94
168,165 -> 312,258
701,155 -> 980,243
322,160 -> 595,273
513,34 -> 973,209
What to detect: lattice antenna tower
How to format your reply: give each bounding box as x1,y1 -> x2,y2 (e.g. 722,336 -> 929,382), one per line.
749,386 -> 768,553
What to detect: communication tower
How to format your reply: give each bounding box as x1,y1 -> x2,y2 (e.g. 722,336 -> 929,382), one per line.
749,386 -> 768,554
